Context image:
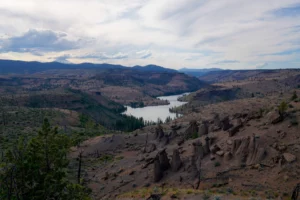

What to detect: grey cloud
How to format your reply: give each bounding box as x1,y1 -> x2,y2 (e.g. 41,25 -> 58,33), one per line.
78,52 -> 128,60
140,53 -> 152,59
0,29 -> 79,53
136,50 -> 152,59
212,60 -> 240,65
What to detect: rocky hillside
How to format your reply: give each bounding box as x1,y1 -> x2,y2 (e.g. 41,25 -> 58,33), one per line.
198,69 -> 300,83
69,89 -> 300,199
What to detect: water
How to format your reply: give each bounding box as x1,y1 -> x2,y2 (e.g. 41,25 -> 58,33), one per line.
123,93 -> 189,122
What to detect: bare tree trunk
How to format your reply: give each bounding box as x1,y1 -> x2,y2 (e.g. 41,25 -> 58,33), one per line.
195,160 -> 201,189
77,151 -> 83,184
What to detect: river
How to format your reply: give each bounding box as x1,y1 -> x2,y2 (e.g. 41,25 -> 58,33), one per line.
122,93 -> 189,122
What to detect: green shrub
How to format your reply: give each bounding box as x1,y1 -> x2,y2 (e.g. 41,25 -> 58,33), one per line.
214,161 -> 221,167
191,132 -> 199,139
278,101 -> 288,118
291,91 -> 298,101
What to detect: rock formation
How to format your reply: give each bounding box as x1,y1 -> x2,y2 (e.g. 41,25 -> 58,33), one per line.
198,121 -> 208,136
231,136 -> 266,166
171,149 -> 182,172
155,124 -> 165,140
158,149 -> 170,171
153,157 -> 163,182
228,119 -> 243,137
185,120 -> 199,139
221,116 -> 232,131
204,136 -> 210,154
213,114 -> 222,128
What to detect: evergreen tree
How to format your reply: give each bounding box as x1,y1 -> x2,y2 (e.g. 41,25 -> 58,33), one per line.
0,118 -> 90,200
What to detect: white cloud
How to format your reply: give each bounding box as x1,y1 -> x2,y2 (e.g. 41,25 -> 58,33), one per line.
0,0 -> 300,69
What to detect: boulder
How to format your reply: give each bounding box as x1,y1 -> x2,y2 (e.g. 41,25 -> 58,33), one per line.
227,140 -> 233,145
283,153 -> 296,163
267,111 -> 283,124
171,149 -> 182,172
216,151 -> 224,156
210,144 -> 221,154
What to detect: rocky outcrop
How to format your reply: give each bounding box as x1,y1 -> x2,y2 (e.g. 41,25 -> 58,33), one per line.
221,116 -> 232,131
185,120 -> 199,139
231,136 -> 266,166
169,130 -> 178,140
153,149 -> 171,182
190,141 -> 204,176
228,119 -> 243,137
192,141 -> 205,160
213,114 -> 222,128
158,149 -> 170,171
155,125 -> 165,140
204,137 -> 210,154
198,122 -> 208,136
154,158 -> 163,182
171,149 -> 182,172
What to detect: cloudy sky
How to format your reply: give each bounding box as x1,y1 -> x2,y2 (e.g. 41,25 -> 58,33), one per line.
0,0 -> 300,69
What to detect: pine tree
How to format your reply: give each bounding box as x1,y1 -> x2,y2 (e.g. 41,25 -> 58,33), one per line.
0,118 -> 90,200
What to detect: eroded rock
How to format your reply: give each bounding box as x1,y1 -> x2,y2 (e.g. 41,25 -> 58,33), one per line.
198,122 -> 208,136
154,158 -> 163,182
185,120 -> 199,139
171,149 -> 182,172
158,149 -> 170,171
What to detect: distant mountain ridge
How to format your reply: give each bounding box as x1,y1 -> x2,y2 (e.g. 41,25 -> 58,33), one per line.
132,64 -> 176,73
0,59 -> 174,74
178,67 -> 223,77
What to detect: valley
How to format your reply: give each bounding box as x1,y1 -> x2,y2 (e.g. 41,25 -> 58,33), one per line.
1,60 -> 300,200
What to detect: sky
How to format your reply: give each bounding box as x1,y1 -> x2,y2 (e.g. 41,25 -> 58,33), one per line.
0,0 -> 300,69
